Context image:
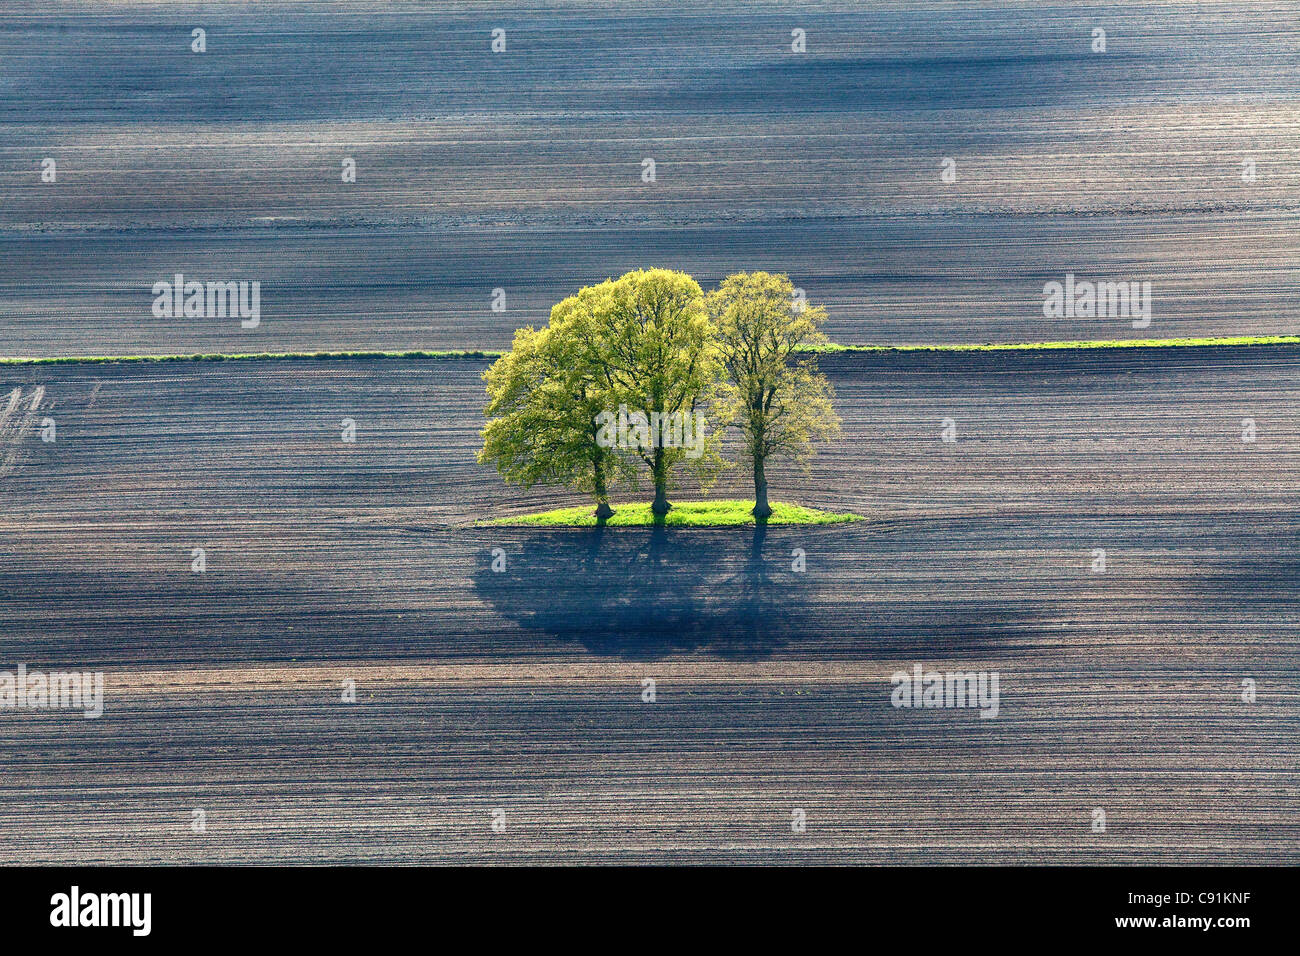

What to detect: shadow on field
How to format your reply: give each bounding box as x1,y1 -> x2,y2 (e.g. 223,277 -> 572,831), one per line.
473,522 -> 815,660
1180,533 -> 1300,613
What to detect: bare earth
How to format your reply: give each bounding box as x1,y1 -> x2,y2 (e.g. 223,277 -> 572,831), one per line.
0,0 -> 1295,864
1,349 -> 1296,863
1,1 -> 1299,355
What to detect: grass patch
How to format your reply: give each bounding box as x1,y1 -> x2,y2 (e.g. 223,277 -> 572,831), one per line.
484,500 -> 864,527
806,334 -> 1300,353
3,335 -> 1298,366
0,349 -> 500,366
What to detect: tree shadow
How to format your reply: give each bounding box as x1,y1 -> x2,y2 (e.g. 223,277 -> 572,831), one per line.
472,519 -> 811,660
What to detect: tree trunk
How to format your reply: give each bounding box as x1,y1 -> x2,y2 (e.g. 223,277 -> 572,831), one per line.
593,455 -> 614,519
752,453 -> 772,519
650,447 -> 671,515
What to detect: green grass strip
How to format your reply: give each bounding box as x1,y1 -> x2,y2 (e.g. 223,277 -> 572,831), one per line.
0,349 -> 501,365
3,335 -> 1297,366
806,334 -> 1300,353
483,500 -> 864,527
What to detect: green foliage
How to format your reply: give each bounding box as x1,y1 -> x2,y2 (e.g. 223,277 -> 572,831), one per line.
478,311 -> 630,509
706,272 -> 842,498
562,269 -> 727,508
478,268 -> 852,517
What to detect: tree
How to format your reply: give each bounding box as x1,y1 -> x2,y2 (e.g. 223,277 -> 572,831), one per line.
568,269 -> 723,515
706,271 -> 841,519
478,297 -> 628,518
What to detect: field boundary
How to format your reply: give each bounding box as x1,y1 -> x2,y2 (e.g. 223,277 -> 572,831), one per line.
2,335 -> 1298,366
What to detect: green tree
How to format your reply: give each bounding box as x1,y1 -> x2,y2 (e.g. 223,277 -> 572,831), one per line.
569,269 -> 723,515
478,298 -> 627,518
706,271 -> 841,519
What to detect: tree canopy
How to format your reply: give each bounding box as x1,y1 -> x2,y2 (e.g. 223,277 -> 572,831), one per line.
479,268 -> 839,520
562,269 -> 722,514
479,298 -> 629,517
706,271 -> 841,517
